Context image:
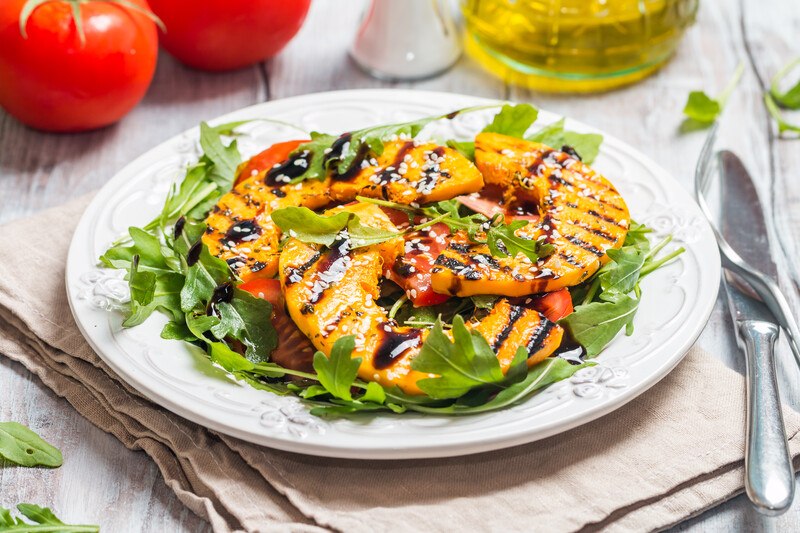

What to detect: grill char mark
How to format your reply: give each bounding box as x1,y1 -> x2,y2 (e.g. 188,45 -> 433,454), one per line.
525,319 -> 556,356
491,305 -> 526,352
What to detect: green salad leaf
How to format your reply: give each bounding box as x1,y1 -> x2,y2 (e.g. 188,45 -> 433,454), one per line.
313,335 -> 360,401
764,57 -> 800,134
682,63 -> 744,128
482,103 -> 539,138
0,503 -> 98,532
271,206 -> 400,249
0,422 -> 62,468
765,92 -> 800,135
411,316 -> 506,399
527,118 -> 603,164
769,57 -> 800,110
561,295 -> 640,356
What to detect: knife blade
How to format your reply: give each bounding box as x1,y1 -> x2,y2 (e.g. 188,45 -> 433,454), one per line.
718,151 -> 795,514
719,151 -> 778,279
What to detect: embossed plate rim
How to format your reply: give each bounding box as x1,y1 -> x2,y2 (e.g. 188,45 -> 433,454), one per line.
66,89 -> 720,459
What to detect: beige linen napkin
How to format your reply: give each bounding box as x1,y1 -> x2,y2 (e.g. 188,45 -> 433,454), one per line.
1,197 -> 800,533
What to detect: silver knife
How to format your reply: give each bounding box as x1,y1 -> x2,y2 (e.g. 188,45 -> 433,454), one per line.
719,150 -> 795,515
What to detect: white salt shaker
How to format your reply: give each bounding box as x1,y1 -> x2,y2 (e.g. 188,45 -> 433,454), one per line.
350,0 -> 462,81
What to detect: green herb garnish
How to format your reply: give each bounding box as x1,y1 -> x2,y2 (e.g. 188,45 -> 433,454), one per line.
0,503 -> 98,532
0,422 -> 62,468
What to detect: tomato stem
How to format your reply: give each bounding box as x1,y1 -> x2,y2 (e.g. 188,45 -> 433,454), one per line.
18,0 -> 165,46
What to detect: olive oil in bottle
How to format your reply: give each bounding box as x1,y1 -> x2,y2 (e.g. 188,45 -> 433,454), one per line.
462,0 -> 698,92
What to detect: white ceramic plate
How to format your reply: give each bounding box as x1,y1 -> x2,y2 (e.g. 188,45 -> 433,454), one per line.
66,90 -> 720,459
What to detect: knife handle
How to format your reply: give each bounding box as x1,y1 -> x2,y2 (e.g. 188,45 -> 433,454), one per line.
740,319 -> 795,515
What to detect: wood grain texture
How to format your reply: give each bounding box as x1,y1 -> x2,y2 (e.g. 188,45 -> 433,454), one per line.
1,0 -> 799,531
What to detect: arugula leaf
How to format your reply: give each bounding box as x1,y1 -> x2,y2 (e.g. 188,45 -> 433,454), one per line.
447,103 -> 538,161
271,206 -> 399,249
199,121 -> 242,185
180,244 -> 230,312
487,219 -> 550,262
446,139 -> 475,160
211,289 -> 277,363
482,103 -> 539,137
599,248 -> 645,297
561,294 -> 640,356
623,221 -> 652,253
290,131 -> 338,182
412,316 -> 505,399
0,503 -> 98,532
769,57 -> 800,109
527,118 -> 603,164
312,336 -> 360,401
765,92 -> 800,135
682,63 -> 744,127
470,294 -> 498,310
0,422 -> 62,468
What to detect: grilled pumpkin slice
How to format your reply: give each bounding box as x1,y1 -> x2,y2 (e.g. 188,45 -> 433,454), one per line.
329,140 -> 484,205
279,202 -> 563,395
203,170 -> 332,282
430,133 -> 630,296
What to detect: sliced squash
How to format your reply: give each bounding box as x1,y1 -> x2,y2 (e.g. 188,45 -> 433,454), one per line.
430,133 -> 630,296
203,171 -> 331,282
329,140 -> 484,205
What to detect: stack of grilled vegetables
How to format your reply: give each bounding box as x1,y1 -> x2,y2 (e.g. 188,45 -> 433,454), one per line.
103,104 -> 683,416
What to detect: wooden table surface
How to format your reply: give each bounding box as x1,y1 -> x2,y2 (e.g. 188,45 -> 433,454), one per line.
2,0 -> 800,531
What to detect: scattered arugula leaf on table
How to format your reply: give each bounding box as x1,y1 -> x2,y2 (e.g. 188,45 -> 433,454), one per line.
0,422 -> 62,468
764,58 -> 800,135
681,63 -> 744,129
0,503 -> 98,532
769,57 -> 800,109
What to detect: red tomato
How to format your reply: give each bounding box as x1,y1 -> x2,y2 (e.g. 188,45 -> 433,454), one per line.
386,222 -> 451,307
239,278 -> 284,309
148,0 -> 311,71
530,288 -> 573,322
235,139 -> 309,185
0,0 -> 158,132
457,194 -> 540,222
240,277 -> 315,372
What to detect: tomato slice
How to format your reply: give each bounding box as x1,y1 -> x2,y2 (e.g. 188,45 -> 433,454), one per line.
239,278 -> 315,372
456,191 -> 540,222
385,222 -> 451,307
528,288 -> 573,322
235,139 -> 309,185
239,278 -> 284,308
